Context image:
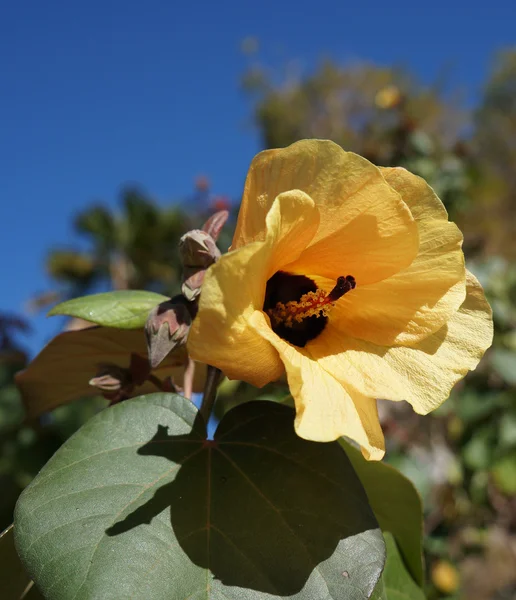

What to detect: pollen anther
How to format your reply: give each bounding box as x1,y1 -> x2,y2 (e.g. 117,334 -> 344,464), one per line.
267,275 -> 356,328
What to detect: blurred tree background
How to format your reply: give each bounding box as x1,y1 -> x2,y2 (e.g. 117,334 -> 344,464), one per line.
2,45 -> 516,600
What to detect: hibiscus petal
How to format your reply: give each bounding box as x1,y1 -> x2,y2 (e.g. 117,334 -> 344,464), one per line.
310,271 -> 493,415
250,311 -> 385,459
324,167 -> 467,345
234,139 -> 419,286
264,190 -> 321,275
188,190 -> 319,387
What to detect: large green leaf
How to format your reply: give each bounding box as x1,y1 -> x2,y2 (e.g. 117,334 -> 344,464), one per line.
374,534 -> 425,600
0,525 -> 44,599
15,395 -> 385,599
48,290 -> 168,329
340,440 -> 424,586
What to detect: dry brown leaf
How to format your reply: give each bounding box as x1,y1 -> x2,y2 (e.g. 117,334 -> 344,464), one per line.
16,327 -> 206,417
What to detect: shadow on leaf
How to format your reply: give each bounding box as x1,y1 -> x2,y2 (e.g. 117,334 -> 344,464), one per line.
107,401 -> 379,596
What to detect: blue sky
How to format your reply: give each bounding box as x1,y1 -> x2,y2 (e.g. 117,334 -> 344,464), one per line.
1,0 -> 515,354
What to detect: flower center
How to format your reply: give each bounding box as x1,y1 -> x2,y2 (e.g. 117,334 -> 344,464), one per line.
263,271 -> 356,347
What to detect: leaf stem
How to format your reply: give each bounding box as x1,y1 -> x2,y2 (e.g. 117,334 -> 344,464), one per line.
183,356 -> 195,400
199,365 -> 222,425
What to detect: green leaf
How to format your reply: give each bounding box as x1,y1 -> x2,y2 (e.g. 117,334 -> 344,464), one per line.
491,452 -> 516,495
490,348 -> 516,386
340,440 -> 424,586
15,395 -> 385,600
48,290 -> 169,329
370,578 -> 387,600
378,533 -> 425,600
462,425 -> 494,470
0,525 -> 44,599
499,413 -> 516,449
456,391 -> 500,424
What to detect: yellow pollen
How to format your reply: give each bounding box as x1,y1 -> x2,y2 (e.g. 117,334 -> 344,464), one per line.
266,275 -> 356,329
268,289 -> 336,328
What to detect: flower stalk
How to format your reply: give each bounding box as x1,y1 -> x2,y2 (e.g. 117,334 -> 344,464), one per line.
199,365 -> 222,426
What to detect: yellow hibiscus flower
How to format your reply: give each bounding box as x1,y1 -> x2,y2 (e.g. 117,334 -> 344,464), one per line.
187,139 -> 493,460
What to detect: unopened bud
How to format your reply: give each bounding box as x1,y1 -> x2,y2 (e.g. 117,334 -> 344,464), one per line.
182,270 -> 207,301
145,297 -> 193,368
179,229 -> 220,269
89,364 -> 132,393
89,354 -> 152,405
179,229 -> 221,300
202,210 -> 229,241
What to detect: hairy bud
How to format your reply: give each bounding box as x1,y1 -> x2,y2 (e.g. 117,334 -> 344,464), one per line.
179,229 -> 220,268
202,210 -> 229,241
179,229 -> 221,300
89,354 -> 151,404
178,210 -> 228,300
145,297 -> 193,368
89,364 -> 131,393
182,270 -> 207,301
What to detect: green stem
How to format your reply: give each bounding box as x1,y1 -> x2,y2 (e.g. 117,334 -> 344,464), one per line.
199,365 -> 221,425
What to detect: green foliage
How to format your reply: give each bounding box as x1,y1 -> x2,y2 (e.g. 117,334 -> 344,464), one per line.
4,46 -> 516,600
491,452 -> 516,495
48,290 -> 169,329
15,395 -> 385,599
376,256 -> 516,598
341,440 -> 424,586
0,526 -> 44,599
35,187 -> 192,315
243,58 -> 470,220
372,534 -> 426,600
490,348 -> 516,386
47,251 -> 96,283
0,352 -> 106,531
0,526 -> 29,598
471,49 -> 516,258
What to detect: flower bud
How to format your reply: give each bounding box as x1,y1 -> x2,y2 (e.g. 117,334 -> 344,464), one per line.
179,229 -> 220,269
89,364 -> 134,404
179,229 -> 221,300
88,353 -> 151,403
145,297 -> 193,368
89,364 -> 131,392
202,210 -> 229,241
182,270 -> 207,302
